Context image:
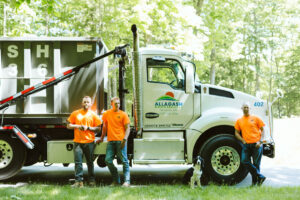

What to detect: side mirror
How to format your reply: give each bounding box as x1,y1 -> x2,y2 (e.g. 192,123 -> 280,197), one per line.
271,89 -> 284,105
185,64 -> 195,94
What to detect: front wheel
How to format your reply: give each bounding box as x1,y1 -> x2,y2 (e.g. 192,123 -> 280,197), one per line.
200,134 -> 248,185
0,135 -> 26,180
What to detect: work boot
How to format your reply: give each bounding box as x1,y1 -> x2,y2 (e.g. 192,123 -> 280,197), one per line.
89,181 -> 96,187
122,182 -> 130,187
109,182 -> 119,187
251,176 -> 257,186
257,176 -> 266,186
71,181 -> 84,188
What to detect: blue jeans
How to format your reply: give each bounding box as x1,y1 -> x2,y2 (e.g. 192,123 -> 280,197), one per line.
241,143 -> 265,182
74,142 -> 95,182
105,141 -> 130,184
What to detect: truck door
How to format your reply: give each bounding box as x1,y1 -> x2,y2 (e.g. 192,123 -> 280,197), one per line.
143,56 -> 194,130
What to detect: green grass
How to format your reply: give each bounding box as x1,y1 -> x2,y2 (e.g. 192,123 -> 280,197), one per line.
0,184 -> 299,200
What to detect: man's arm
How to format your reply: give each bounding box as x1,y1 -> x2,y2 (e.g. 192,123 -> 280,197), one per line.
124,123 -> 130,140
88,125 -> 101,132
260,127 -> 264,141
96,122 -> 107,144
67,122 -> 82,130
121,123 -> 130,149
235,129 -> 246,144
255,127 -> 264,148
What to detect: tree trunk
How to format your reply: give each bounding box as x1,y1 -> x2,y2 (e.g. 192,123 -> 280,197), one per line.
242,27 -> 246,92
275,58 -> 281,118
210,45 -> 216,85
253,11 -> 260,92
108,77 -> 112,108
254,63 -> 260,93
268,47 -> 274,103
112,72 -> 117,97
46,6 -> 49,36
3,3 -> 7,36
194,0 -> 204,15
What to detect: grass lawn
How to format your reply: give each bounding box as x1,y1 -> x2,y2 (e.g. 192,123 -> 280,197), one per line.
0,184 -> 299,200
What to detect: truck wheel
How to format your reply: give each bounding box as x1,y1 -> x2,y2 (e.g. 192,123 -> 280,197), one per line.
0,135 -> 26,180
97,155 -> 106,167
200,134 -> 248,185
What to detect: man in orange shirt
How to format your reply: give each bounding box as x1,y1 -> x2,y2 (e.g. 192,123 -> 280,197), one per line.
99,97 -> 131,187
67,96 -> 101,187
235,102 -> 266,186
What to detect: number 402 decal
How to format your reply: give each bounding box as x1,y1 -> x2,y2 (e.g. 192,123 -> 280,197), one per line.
254,102 -> 264,107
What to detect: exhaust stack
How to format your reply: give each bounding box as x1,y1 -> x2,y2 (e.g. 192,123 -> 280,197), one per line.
131,24 -> 142,136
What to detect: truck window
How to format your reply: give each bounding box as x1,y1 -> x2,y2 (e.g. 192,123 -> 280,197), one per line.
147,58 -> 184,90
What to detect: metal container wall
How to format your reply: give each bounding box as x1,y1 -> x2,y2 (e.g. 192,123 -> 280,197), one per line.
0,38 -> 107,115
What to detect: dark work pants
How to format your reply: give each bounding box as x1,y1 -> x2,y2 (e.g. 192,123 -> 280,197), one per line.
241,143 -> 265,183
74,142 -> 95,182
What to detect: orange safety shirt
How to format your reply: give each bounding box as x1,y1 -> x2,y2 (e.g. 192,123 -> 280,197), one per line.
235,115 -> 265,144
68,109 -> 101,143
102,109 -> 130,141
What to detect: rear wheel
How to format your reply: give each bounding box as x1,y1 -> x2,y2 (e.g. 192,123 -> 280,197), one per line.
0,135 -> 26,180
200,134 -> 248,185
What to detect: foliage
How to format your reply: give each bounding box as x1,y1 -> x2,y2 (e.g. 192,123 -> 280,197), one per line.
0,0 -> 299,116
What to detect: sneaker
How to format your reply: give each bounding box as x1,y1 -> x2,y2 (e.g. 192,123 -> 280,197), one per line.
251,181 -> 257,187
89,181 -> 96,187
122,182 -> 130,187
251,177 -> 257,186
71,181 -> 84,188
257,176 -> 266,186
109,182 -> 119,187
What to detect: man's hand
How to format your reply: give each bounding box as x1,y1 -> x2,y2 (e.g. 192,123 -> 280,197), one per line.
121,139 -> 126,149
95,137 -> 104,144
79,125 -> 88,131
255,141 -> 262,148
235,129 -> 246,145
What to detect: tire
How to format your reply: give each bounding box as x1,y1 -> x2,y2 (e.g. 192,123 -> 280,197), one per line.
0,134 -> 26,180
97,155 -> 106,168
199,134 -> 248,185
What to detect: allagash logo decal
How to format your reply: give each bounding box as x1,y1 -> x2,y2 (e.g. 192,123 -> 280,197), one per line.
155,92 -> 183,108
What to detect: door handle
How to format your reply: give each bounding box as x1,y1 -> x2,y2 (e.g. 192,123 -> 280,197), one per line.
145,112 -> 159,118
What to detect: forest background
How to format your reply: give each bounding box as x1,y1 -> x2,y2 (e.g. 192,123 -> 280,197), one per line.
0,0 -> 299,117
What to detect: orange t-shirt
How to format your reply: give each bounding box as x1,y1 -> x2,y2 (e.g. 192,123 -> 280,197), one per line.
235,115 -> 265,144
102,109 -> 130,141
68,109 -> 101,143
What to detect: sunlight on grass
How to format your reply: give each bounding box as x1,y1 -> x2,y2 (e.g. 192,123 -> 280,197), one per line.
19,187 -> 43,195
0,184 -> 300,200
77,195 -> 89,200
104,191 -> 124,200
50,188 -> 61,195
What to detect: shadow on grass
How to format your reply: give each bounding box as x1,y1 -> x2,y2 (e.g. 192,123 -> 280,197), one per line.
2,164 -> 187,186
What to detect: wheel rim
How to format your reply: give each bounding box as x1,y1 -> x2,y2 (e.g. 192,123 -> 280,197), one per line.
0,140 -> 14,169
211,146 -> 240,176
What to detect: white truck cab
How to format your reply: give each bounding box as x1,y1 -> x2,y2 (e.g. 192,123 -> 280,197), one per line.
130,46 -> 274,184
